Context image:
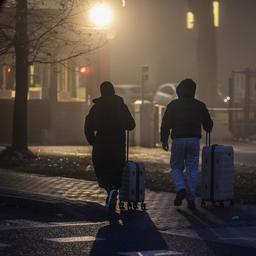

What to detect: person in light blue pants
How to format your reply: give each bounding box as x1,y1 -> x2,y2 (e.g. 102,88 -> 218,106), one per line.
170,138 -> 200,202
161,79 -> 213,209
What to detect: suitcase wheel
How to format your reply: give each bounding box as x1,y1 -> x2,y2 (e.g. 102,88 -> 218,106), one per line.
201,200 -> 206,208
127,202 -> 133,211
141,202 -> 146,211
119,201 -> 125,211
219,201 -> 225,207
132,202 -> 138,210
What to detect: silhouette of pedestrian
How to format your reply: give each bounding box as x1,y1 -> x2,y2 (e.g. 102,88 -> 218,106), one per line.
84,81 -> 135,212
161,79 -> 213,209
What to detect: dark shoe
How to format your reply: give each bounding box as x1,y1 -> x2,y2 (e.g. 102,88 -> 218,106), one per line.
106,189 -> 118,212
174,188 -> 186,206
187,200 -> 196,210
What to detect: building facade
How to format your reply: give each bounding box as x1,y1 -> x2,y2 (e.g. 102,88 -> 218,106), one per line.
0,47 -> 110,145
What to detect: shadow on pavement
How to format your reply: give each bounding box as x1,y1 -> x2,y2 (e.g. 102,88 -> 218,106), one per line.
176,208 -> 256,256
89,210 -> 168,256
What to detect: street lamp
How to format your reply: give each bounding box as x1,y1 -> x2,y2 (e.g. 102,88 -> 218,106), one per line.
89,3 -> 113,28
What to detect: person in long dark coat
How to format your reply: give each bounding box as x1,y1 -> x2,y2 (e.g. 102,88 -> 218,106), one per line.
84,81 -> 135,211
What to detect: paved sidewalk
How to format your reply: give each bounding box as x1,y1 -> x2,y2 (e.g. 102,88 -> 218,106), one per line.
1,168 -> 256,252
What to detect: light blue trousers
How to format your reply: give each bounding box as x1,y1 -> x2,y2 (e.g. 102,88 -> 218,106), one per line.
170,138 -> 200,200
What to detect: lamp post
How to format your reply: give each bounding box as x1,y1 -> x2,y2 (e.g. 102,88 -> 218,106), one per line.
141,65 -> 149,105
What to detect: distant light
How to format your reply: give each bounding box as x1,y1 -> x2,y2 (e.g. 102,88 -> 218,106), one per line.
187,12 -> 194,29
227,96 -> 231,101
80,66 -> 92,74
6,67 -> 11,73
213,1 -> 219,27
134,100 -> 151,105
224,99 -> 228,103
89,4 -> 113,28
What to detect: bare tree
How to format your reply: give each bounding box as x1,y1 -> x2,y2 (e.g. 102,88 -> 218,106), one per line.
0,0 -> 109,159
13,0 -> 29,152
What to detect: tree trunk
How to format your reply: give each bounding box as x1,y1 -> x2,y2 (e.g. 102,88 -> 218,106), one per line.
188,0 -> 218,107
12,0 -> 28,150
0,0 -> 7,11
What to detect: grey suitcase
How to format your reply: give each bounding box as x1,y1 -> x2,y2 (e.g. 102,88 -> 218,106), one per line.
119,132 -> 146,211
201,133 -> 234,207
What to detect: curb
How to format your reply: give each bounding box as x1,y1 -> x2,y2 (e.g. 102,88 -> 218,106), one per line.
0,189 -> 107,221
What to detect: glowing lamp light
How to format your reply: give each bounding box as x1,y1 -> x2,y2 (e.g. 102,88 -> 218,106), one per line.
89,3 -> 113,28
6,67 -> 12,73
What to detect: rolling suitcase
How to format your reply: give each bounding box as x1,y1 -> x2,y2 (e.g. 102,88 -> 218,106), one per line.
201,133 -> 234,207
119,131 -> 146,211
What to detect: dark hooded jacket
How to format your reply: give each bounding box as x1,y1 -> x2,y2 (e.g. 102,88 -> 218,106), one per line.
160,79 -> 213,142
84,83 -> 135,188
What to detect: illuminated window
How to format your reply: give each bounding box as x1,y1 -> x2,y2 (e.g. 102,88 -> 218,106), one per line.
213,1 -> 219,27
187,12 -> 194,29
0,65 -> 15,99
28,64 -> 50,100
29,65 -> 35,85
57,62 -> 87,102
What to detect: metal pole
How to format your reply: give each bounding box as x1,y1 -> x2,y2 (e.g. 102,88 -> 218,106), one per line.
228,76 -> 233,133
141,65 -> 148,105
141,66 -> 144,105
244,68 -> 250,123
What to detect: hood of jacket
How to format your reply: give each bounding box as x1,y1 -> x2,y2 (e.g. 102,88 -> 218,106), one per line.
176,79 -> 196,99
92,94 -> 124,105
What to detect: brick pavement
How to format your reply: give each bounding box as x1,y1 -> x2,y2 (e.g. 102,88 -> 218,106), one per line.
0,169 -> 256,248
0,169 -> 184,227
0,169 -> 106,204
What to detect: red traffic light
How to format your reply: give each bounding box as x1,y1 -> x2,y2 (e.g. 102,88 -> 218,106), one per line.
80,66 -> 92,75
6,67 -> 12,73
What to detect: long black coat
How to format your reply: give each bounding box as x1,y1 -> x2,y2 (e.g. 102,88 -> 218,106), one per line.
84,94 -> 135,188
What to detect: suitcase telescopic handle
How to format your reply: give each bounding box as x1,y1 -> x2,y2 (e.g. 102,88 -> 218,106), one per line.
206,132 -> 211,146
126,130 -> 129,162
